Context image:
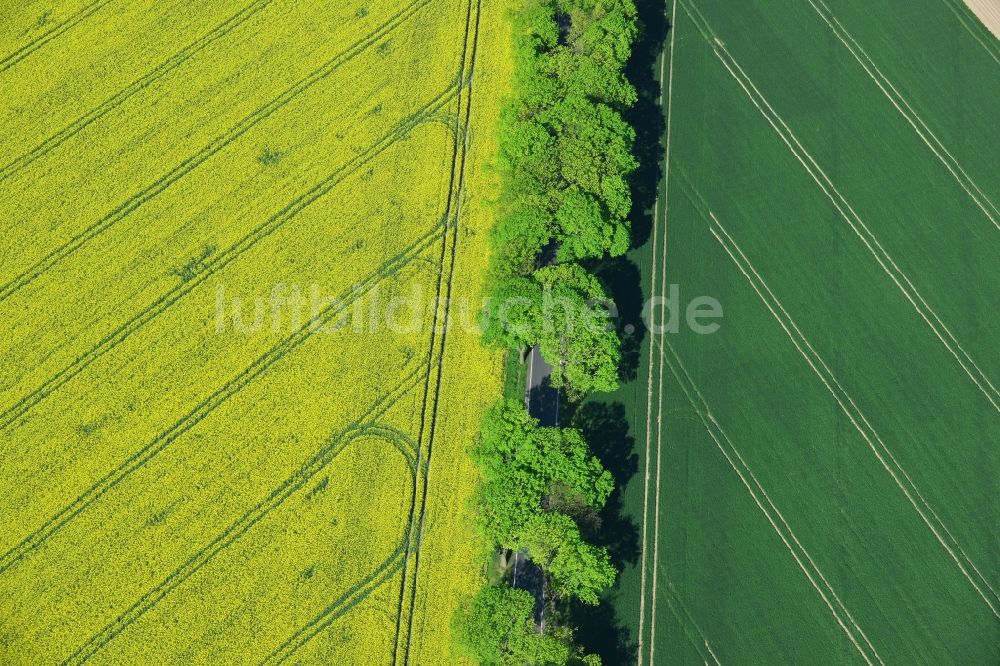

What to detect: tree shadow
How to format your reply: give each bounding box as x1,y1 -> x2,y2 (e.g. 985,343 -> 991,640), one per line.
626,0 -> 669,250
569,401 -> 640,568
566,400 -> 641,663
569,594 -> 637,665
558,0 -> 669,659
510,553 -> 547,627
590,255 -> 645,384
528,373 -> 561,427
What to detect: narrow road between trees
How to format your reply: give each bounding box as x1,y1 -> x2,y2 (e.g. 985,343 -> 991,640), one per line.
526,345 -> 560,426
510,344 -> 560,630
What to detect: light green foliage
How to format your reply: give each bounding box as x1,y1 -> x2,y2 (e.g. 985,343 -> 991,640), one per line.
534,264 -> 621,396
474,399 -> 613,548
482,264 -> 620,396
481,276 -> 544,351
562,0 -> 639,71
518,512 -> 617,606
485,0 -> 640,383
455,585 -> 570,666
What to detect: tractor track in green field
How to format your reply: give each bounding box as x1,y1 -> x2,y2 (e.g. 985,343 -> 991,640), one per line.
681,0 -> 1000,414
686,181 -> 1000,621
0,215 -> 447,579
0,0 -> 281,185
0,0 -> 115,74
0,0 -> 437,305
0,86 -> 457,435
805,0 -> 1000,235
940,0 -> 1000,67
63,391 -> 424,665
673,156 -> 1000,623
634,0 -> 1000,661
661,332 -> 885,666
636,2 -> 677,663
391,0 -> 481,661
659,580 -> 721,666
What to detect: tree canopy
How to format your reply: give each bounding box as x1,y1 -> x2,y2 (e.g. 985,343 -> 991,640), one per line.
461,400 -> 617,661
460,0 -> 640,658
489,0 -> 639,272
518,512 -> 617,606
482,0 -> 638,398
482,264 -> 621,396
534,264 -> 621,396
475,399 -> 614,549
455,585 -> 570,666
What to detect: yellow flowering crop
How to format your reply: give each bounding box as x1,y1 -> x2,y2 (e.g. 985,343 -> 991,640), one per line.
0,0 -> 511,662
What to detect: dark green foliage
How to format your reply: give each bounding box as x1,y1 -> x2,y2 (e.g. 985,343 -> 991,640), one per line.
494,0 -> 639,265
488,204 -> 552,280
482,264 -> 620,396
541,48 -> 637,107
555,189 -> 628,262
562,0 -> 640,71
459,400 -> 616,662
481,276 -> 544,351
457,0 -> 641,658
542,96 -> 637,221
257,147 -> 283,166
480,264 -> 621,398
533,264 -> 622,396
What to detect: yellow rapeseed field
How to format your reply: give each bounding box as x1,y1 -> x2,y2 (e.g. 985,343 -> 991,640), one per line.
0,0 -> 512,662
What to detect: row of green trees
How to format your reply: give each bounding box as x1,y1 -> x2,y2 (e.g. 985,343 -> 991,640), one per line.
474,401 -> 616,604
456,401 -> 612,664
456,0 -> 641,662
480,0 -> 640,397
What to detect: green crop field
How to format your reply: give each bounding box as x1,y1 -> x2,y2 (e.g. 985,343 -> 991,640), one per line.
599,0 -> 1000,663
0,0 -> 514,662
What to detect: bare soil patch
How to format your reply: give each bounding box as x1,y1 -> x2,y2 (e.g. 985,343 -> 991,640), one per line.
964,0 -> 1000,40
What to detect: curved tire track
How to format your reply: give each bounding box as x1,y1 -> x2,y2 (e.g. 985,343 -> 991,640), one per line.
263,549 -> 407,666
392,0 -> 481,661
0,220 -> 445,578
63,414 -> 422,665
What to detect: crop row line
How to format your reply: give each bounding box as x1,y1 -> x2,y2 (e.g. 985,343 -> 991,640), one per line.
0,0 -> 114,74
660,581 -> 721,666
0,0 -> 436,304
262,421 -> 424,666
265,548 -> 408,665
0,0 -> 280,185
637,0 -> 679,663
806,0 -> 1000,234
61,75 -> 456,660
64,380 -> 425,664
0,85 -> 456,435
0,213 -> 446,579
688,185 -> 1000,620
391,0 -> 481,662
676,160 -> 1000,619
938,0 -> 1000,68
271,90 -> 468,659
661,335 -> 885,666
